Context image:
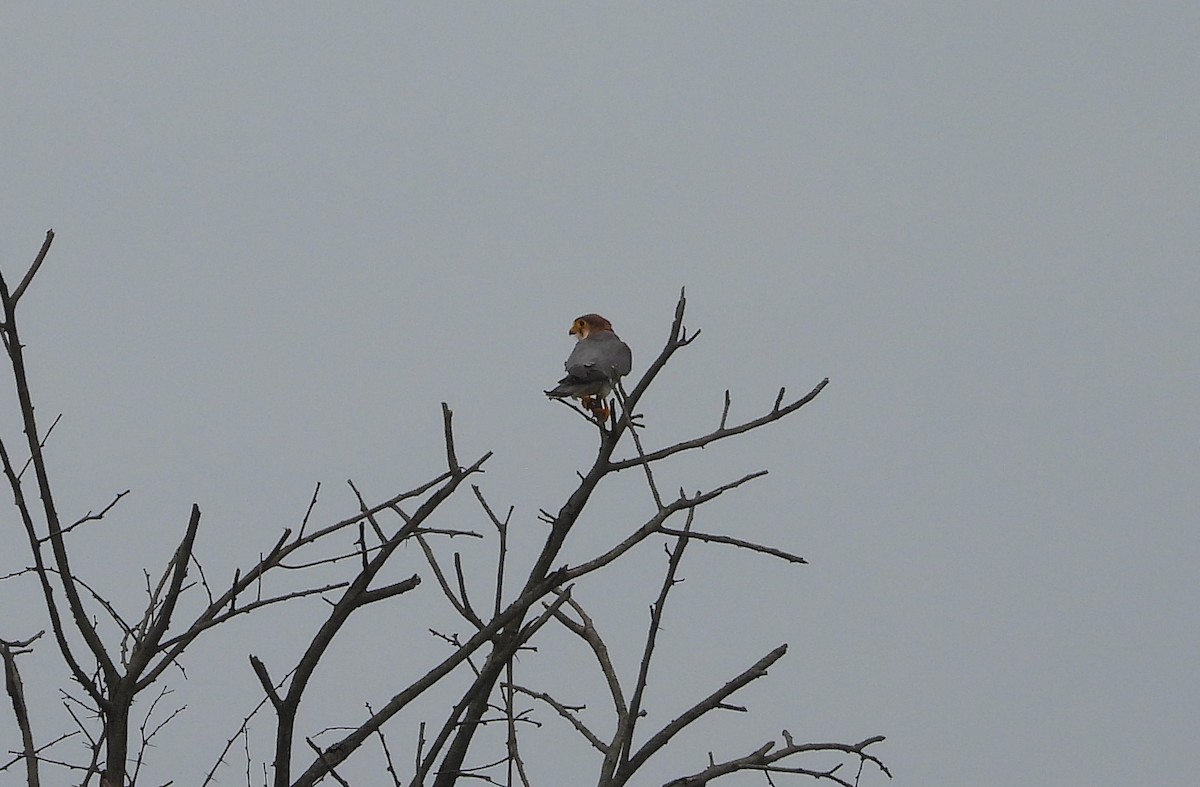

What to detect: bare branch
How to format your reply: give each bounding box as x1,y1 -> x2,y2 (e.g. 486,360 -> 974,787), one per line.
663,734 -> 889,786
157,581 -> 349,651
348,478 -> 388,544
453,552 -> 481,625
270,450 -> 492,785
0,729 -> 80,777
358,575 -> 421,605
0,257 -> 120,699
201,666 -> 298,786
306,736 -> 351,787
620,644 -> 790,780
610,288 -> 699,437
657,527 -> 808,564
29,565 -> 135,642
416,534 -> 482,628
129,505 -> 202,691
365,703 -> 403,787
442,402 -> 460,475
297,481 -> 321,539
408,589 -> 575,787
505,682 -> 607,753
434,289 -> 799,785
289,467 -> 460,551
12,229 -> 54,304
154,451 -> 490,682
0,432 -> 108,707
471,485 -> 512,617
610,509 -> 696,779
1,631 -> 44,787
130,685 -> 185,785
615,383 -> 664,510
42,489 -> 131,541
552,395 -> 604,427
188,565 -> 217,629
548,591 -> 627,719
16,412 -> 61,481
563,471 -> 768,582
606,378 -> 830,473
502,660 -> 532,787
249,656 -> 282,711
0,267 -> 882,786
415,527 -> 483,539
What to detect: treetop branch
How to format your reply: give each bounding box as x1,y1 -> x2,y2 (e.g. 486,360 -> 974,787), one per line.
0,241 -> 883,787
11,229 -> 54,305
606,377 -> 830,473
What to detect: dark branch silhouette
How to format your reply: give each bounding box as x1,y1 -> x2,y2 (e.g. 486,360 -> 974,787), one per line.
0,234 -> 886,787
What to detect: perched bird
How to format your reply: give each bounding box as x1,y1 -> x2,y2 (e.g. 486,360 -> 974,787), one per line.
545,313 -> 633,422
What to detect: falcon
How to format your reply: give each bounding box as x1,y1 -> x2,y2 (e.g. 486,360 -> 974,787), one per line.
545,313 -> 633,422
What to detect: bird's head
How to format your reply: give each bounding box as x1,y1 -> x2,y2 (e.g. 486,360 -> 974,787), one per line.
569,313 -> 614,340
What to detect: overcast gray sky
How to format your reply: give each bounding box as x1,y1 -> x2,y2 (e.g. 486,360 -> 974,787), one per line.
3,4 -> 1198,786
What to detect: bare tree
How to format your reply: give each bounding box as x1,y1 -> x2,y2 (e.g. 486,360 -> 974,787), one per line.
1,231 -> 888,786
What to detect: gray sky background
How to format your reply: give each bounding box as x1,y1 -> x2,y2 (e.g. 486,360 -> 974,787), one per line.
3,4 -> 1198,786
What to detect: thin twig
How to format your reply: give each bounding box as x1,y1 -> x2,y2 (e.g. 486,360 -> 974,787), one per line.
614,383 -> 663,509
41,489 -> 130,541
416,535 -> 482,628
298,482 -> 321,539
130,686 -> 185,785
547,591 -> 627,720
17,412 -> 62,480
365,703 -> 403,787
563,471 -> 768,582
606,378 -> 830,473
12,229 -> 54,304
663,733 -> 889,786
505,682 -> 606,753
620,644 -> 791,780
348,478 -> 388,544
657,526 -> 808,564
305,738 -> 350,787
610,508 -> 696,778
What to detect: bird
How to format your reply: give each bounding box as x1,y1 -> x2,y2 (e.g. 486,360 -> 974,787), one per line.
545,313 -> 633,423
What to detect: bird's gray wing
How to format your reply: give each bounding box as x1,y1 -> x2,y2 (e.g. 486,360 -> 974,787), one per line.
561,336 -> 615,384
612,339 -> 632,378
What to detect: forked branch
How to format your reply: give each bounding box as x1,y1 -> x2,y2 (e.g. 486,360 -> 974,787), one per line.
1,631 -> 44,787
663,732 -> 890,786
618,644 -> 789,781
606,377 -> 830,473
0,248 -> 880,786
